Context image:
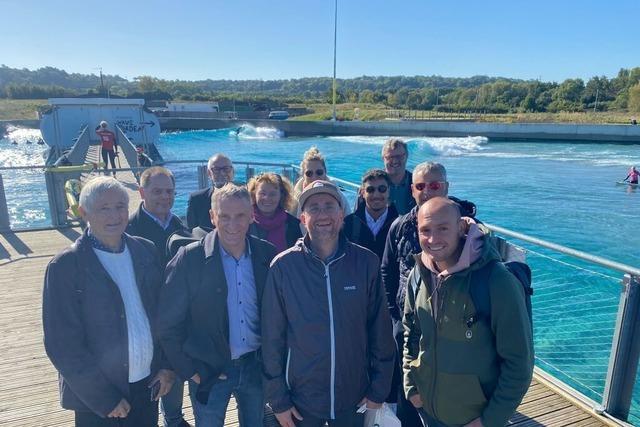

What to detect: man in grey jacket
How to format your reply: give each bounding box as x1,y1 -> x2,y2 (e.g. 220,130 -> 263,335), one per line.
262,180 -> 395,427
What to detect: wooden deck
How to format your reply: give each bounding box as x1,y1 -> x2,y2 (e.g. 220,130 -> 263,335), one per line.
0,165 -> 620,426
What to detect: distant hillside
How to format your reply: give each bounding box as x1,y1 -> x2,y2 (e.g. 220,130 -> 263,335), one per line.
1,65 -> 639,113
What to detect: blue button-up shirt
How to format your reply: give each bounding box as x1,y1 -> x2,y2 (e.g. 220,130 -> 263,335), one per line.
219,241 -> 260,359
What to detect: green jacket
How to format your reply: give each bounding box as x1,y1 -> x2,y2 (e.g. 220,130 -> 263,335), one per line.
403,226 -> 533,427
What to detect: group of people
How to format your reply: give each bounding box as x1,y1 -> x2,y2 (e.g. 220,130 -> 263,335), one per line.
43,138 -> 534,427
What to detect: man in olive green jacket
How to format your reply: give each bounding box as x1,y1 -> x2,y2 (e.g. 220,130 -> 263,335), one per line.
403,197 -> 533,427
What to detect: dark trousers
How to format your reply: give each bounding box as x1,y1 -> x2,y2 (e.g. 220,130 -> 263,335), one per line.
417,408 -> 449,427
102,148 -> 117,174
392,318 -> 422,427
74,377 -> 159,427
294,406 -> 364,427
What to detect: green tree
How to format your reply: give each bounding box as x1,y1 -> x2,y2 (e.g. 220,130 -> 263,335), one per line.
628,83 -> 640,112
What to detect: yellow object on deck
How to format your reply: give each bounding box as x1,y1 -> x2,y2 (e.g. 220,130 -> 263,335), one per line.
64,179 -> 82,218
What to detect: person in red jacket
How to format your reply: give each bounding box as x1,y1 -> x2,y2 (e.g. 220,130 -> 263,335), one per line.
95,120 -> 119,177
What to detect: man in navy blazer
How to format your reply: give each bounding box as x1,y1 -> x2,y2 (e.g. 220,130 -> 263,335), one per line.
186,153 -> 234,230
158,184 -> 276,426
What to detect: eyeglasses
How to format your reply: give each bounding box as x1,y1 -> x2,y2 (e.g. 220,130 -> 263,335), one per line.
211,166 -> 233,174
305,204 -> 340,215
414,181 -> 446,192
383,153 -> 407,162
304,169 -> 325,178
364,185 -> 388,194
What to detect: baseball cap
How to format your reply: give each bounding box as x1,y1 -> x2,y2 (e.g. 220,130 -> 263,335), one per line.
299,180 -> 342,211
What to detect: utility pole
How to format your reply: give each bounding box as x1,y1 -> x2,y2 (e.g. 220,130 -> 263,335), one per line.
332,0 -> 338,121
594,88 -> 599,112
99,67 -> 105,96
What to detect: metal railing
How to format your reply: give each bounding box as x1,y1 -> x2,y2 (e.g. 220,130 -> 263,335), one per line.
1,164 -> 640,423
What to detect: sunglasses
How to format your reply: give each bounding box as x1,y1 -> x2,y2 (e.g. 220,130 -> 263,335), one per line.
211,166 -> 233,174
414,181 -> 446,191
364,185 -> 388,194
304,169 -> 325,178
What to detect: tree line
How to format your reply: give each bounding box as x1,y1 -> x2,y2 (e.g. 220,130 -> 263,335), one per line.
2,64 -> 640,113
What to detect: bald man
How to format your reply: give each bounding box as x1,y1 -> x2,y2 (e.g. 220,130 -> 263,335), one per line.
186,154 -> 235,230
403,197 -> 533,427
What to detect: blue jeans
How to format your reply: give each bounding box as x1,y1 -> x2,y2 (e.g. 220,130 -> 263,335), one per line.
188,353 -> 263,427
160,378 -> 185,427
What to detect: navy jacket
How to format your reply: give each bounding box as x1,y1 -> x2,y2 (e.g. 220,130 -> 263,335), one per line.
126,202 -> 187,265
42,231 -> 164,417
186,187 -> 214,231
343,203 -> 399,262
157,230 -> 276,401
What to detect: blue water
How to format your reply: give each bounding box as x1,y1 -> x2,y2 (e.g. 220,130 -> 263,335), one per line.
2,124 -> 640,421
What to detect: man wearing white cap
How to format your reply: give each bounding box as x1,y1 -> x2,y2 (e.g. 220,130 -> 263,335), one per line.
95,120 -> 119,177
262,180 -> 395,427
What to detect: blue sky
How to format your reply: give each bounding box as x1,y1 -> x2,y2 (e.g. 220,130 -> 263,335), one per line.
1,0 -> 638,83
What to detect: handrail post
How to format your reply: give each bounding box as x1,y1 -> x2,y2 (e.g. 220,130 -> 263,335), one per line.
0,174 -> 11,231
197,165 -> 208,190
602,274 -> 640,421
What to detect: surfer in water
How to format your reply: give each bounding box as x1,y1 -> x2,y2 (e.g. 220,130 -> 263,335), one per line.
624,166 -> 639,184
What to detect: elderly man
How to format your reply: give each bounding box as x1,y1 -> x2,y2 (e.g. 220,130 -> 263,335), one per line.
43,176 -> 174,426
186,153 -> 234,230
380,161 -> 477,426
125,167 -> 189,427
403,197 -> 533,427
262,180 -> 395,427
158,184 -> 276,426
343,169 -> 399,262
382,138 -> 414,215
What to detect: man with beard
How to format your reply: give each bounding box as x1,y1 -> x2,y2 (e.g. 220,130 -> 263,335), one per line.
262,180 -> 395,427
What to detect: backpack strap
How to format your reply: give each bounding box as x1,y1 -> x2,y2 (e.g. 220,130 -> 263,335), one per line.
469,259 -> 498,324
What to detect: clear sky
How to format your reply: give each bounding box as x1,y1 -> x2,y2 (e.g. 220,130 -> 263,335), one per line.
1,0 -> 638,83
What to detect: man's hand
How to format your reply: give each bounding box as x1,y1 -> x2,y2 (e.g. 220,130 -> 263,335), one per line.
191,373 -> 201,384
149,369 -> 176,400
107,398 -> 131,418
408,393 -> 423,408
464,417 -> 484,427
275,406 -> 303,427
359,397 -> 382,410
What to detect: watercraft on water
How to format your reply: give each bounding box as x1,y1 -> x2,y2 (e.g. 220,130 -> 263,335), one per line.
616,180 -> 639,188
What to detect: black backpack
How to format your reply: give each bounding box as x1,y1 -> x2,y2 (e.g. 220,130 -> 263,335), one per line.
469,259 -> 533,332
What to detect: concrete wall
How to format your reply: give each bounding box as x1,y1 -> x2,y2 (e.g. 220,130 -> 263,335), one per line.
5,117 -> 640,143
157,118 -> 640,143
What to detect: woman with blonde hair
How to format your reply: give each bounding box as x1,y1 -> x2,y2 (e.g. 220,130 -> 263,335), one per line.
292,146 -> 351,215
247,173 -> 302,252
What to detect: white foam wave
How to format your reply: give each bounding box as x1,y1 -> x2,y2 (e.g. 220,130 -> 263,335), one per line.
2,125 -> 42,144
327,135 -> 489,156
231,124 -> 284,140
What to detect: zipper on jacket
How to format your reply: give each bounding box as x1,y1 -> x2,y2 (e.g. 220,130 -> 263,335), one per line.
428,275 -> 442,420
324,263 -> 336,419
285,347 -> 291,389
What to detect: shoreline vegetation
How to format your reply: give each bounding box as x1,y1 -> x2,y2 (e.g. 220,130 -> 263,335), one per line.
0,99 -> 637,125
1,64 -> 639,124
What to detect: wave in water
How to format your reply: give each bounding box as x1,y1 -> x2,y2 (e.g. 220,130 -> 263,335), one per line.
327,135 -> 488,156
231,124 -> 284,139
1,125 -> 43,145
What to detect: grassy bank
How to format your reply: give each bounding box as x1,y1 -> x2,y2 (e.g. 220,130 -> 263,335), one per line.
0,99 -> 47,120
1,98 -> 637,124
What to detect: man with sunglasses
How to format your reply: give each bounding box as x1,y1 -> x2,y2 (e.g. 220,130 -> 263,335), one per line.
343,169 -> 399,262
186,153 -> 235,230
382,138 -> 415,215
380,161 -> 477,426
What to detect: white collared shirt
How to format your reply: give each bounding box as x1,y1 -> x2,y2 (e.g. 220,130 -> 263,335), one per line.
365,207 -> 388,237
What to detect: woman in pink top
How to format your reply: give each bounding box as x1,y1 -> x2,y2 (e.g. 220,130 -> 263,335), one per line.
624,166 -> 639,184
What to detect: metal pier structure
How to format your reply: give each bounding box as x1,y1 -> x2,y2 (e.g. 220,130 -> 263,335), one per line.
0,156 -> 638,426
